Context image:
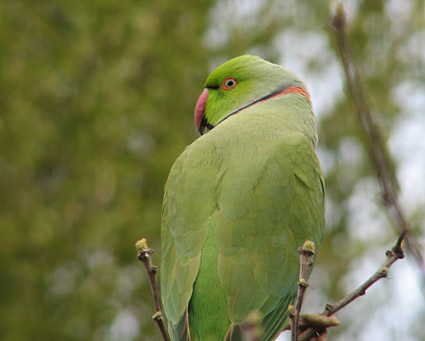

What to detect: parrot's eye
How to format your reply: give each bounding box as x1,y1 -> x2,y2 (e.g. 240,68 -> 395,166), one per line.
222,77 -> 238,90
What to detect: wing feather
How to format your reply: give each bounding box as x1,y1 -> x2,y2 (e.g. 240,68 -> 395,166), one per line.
215,133 -> 325,339
161,131 -> 324,340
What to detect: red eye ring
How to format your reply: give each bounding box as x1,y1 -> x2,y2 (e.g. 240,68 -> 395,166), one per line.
222,77 -> 238,90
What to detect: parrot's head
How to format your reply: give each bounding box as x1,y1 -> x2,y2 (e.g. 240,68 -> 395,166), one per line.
194,54 -> 311,135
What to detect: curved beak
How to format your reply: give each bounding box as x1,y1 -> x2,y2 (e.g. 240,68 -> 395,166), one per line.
194,89 -> 209,135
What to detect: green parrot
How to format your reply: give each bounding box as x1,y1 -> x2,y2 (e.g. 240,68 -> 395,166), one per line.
160,55 -> 325,341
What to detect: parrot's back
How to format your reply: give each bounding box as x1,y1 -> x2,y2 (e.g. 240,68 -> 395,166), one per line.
161,94 -> 324,341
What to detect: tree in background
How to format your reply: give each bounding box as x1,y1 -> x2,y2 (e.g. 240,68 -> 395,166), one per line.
0,0 -> 424,340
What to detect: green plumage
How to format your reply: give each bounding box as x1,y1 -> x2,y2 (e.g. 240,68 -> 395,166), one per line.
161,55 -> 325,340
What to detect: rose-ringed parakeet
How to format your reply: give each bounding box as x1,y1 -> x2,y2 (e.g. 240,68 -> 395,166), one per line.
161,55 -> 325,341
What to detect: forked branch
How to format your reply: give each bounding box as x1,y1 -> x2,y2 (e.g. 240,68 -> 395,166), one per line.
298,231 -> 407,341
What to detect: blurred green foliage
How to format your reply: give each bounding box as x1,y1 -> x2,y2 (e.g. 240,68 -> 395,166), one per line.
1,0 -> 424,340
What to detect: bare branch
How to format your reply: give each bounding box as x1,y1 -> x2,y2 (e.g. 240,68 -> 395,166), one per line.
136,238 -> 170,341
331,3 -> 425,285
299,314 -> 340,330
324,230 -> 406,316
290,241 -> 315,341
299,231 -> 407,340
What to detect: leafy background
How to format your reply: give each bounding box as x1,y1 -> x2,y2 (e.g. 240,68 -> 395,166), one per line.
1,0 -> 424,340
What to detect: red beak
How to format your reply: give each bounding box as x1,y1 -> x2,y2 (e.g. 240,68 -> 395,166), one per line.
194,89 -> 208,134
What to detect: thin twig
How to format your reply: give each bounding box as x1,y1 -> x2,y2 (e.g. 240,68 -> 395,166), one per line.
290,241 -> 315,341
298,231 -> 407,341
331,3 -> 425,286
325,230 -> 406,315
136,238 -> 170,341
